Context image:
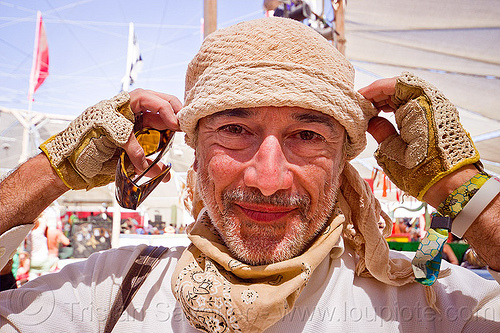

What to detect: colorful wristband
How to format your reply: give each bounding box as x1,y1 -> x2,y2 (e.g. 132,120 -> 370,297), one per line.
412,223 -> 449,286
437,171 -> 490,218
413,172 -> 499,286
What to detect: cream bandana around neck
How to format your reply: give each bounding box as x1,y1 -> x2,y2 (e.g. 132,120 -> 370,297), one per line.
171,208 -> 345,332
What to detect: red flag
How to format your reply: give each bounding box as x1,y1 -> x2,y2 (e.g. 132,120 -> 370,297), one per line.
28,11 -> 49,100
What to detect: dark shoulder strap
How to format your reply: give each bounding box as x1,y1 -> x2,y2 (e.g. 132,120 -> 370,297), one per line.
104,245 -> 169,333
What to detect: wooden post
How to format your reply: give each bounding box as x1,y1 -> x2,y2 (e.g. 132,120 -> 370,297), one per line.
332,0 -> 346,55
111,188 -> 121,249
204,0 -> 217,39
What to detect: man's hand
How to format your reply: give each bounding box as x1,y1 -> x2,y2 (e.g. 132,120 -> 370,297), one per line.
358,77 -> 399,144
124,89 -> 182,181
359,72 -> 480,201
360,75 -> 500,271
0,90 -> 182,235
39,89 -> 183,190
359,76 -> 480,205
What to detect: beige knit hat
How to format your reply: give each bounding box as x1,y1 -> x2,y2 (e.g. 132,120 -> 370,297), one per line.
178,17 -> 378,160
178,18 -> 438,308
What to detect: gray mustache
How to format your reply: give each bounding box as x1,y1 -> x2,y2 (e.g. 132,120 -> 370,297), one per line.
222,187 -> 311,211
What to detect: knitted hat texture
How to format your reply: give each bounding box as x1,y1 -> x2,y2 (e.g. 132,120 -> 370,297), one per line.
178,17 -> 377,160
179,17 -> 419,296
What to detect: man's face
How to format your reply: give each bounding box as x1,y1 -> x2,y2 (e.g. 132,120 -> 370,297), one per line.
195,106 -> 346,265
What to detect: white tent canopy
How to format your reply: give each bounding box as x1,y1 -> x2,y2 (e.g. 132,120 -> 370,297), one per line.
346,0 -> 500,177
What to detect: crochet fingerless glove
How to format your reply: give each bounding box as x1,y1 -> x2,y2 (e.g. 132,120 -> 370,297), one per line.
374,72 -> 480,200
40,92 -> 135,190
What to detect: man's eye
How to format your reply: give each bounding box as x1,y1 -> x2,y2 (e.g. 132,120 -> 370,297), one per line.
220,124 -> 243,134
299,130 -> 321,141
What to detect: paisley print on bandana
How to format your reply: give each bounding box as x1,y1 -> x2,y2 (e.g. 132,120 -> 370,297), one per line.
174,254 -> 241,332
171,209 -> 345,332
241,289 -> 259,305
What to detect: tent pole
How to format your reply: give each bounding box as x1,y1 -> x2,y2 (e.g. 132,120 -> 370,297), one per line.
111,184 -> 121,248
332,0 -> 346,55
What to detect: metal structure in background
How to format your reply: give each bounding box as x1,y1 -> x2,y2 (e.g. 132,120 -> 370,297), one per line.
265,0 -> 341,50
0,107 -> 72,169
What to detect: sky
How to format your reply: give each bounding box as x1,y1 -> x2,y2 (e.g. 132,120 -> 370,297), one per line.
1,0 -> 323,116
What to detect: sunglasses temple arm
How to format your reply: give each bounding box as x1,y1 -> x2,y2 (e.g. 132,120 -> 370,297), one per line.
133,148 -> 171,183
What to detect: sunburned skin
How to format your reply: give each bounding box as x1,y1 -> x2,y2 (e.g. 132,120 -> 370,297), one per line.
193,106 -> 346,265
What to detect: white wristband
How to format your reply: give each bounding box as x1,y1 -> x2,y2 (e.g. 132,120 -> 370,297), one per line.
452,177 -> 500,238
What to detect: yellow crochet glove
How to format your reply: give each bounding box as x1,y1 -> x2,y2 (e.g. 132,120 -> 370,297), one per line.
40,92 -> 135,190
374,72 -> 480,200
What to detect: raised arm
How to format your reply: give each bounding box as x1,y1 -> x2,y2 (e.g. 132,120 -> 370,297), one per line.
359,73 -> 500,271
0,154 -> 67,235
0,89 -> 182,236
424,165 -> 500,271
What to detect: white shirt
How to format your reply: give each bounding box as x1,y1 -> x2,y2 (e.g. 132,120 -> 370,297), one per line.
1,225 -> 499,332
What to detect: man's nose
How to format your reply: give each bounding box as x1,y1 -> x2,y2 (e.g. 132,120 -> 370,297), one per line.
243,135 -> 293,196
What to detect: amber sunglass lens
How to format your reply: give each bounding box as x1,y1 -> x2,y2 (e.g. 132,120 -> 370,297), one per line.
115,128 -> 174,209
136,130 -> 161,156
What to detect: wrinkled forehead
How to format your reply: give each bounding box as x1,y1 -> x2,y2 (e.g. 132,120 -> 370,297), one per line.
205,107 -> 342,126
179,17 -> 377,160
198,106 -> 346,137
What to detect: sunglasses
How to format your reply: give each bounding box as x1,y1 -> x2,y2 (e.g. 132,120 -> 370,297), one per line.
115,127 -> 175,210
